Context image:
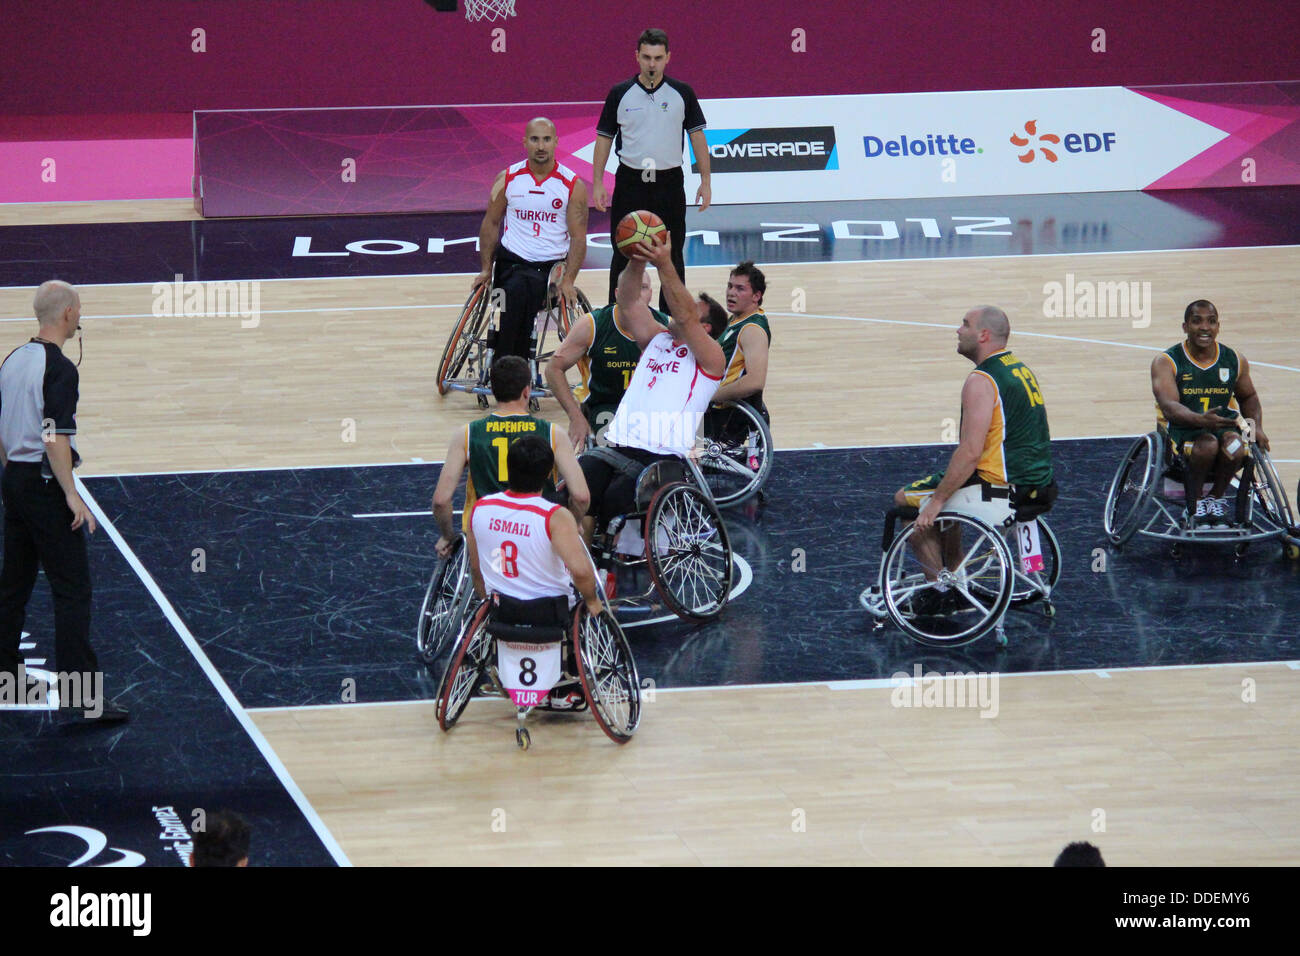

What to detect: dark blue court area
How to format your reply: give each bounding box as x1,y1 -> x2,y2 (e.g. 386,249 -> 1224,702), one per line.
3,187 -> 1300,287
74,440 -> 1300,708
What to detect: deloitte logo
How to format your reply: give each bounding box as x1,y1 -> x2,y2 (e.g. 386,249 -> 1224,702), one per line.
863,133 -> 981,158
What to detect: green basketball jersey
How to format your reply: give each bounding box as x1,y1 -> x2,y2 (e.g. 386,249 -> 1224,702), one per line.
970,350 -> 1053,487
1160,342 -> 1240,420
718,311 -> 771,389
463,413 -> 554,529
581,304 -> 668,419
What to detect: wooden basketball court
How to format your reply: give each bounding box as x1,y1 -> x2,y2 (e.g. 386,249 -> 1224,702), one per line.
3,198 -> 1297,865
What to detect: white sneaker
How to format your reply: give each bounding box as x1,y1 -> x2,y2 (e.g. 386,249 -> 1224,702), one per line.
1206,496 -> 1228,524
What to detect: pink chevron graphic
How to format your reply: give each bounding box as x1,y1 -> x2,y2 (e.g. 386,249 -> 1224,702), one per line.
1134,86 -> 1300,189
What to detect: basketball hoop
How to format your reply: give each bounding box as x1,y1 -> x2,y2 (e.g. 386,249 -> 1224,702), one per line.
464,0 -> 515,21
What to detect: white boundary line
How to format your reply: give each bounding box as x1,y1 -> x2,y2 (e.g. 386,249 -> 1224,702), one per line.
76,476 -> 352,867
73,433 -> 1179,480
247,656 -> 1300,713
3,242 -> 1298,292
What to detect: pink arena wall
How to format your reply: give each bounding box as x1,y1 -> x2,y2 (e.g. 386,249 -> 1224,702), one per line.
4,0 -> 1298,115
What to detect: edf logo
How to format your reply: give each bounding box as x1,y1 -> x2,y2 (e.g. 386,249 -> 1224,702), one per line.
1063,132 -> 1117,153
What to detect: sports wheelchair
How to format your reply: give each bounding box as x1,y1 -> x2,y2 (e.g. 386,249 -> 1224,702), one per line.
860,485 -> 1060,647
437,262 -> 592,409
691,400 -> 775,509
436,594 -> 640,749
587,450 -> 734,621
1103,427 -> 1300,558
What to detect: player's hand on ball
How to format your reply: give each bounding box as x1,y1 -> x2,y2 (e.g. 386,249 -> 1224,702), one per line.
630,231 -> 671,266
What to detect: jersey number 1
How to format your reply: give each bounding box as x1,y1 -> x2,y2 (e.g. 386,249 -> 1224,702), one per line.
1012,367 -> 1044,407
491,436 -> 510,482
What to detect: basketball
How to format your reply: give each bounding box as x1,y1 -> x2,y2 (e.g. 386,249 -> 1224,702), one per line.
614,209 -> 666,251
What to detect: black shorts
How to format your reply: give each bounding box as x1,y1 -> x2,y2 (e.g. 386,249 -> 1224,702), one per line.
580,446 -> 679,528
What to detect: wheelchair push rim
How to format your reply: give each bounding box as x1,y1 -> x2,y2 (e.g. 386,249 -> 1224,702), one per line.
573,607 -> 640,743
645,482 -> 733,620
438,284 -> 491,395
695,400 -> 774,509
1103,433 -> 1159,546
417,537 -> 471,663
881,512 -> 1015,647
436,602 -> 493,731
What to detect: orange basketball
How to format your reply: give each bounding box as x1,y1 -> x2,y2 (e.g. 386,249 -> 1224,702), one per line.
615,209 -> 666,251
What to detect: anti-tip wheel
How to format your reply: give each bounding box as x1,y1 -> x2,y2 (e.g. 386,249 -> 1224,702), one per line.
528,396 -> 540,413
516,727 -> 531,750
476,393 -> 489,409
1044,602 -> 1056,618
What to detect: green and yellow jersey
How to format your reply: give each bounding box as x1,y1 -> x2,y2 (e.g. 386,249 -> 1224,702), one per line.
968,350 -> 1053,487
717,310 -> 771,405
1158,341 -> 1239,421
578,304 -> 669,428
462,413 -> 556,530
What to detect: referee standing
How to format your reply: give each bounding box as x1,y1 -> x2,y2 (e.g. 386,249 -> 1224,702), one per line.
0,280 -> 126,723
592,27 -> 711,309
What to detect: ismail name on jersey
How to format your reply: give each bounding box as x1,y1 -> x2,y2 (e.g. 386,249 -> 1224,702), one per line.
487,517 -> 533,537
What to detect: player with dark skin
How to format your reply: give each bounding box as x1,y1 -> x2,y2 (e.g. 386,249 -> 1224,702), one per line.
1150,302 -> 1268,522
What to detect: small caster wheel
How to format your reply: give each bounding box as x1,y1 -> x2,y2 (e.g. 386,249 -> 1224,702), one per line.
1170,544 -> 1182,559
995,629 -> 1008,648
1234,542 -> 1249,557
476,393 -> 489,410
1285,543 -> 1300,560
516,727 -> 531,750
528,396 -> 540,413
1044,602 -> 1056,618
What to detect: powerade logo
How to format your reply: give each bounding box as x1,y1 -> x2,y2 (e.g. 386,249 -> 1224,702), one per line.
691,127 -> 838,173
864,133 -> 981,158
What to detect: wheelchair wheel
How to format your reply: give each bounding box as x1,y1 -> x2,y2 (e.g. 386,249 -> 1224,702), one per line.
696,401 -> 774,509
535,269 -> 590,366
435,602 -> 492,731
992,518 -> 1061,606
437,284 -> 492,395
573,606 -> 640,743
645,482 -> 733,620
1103,433 -> 1159,546
881,513 -> 1014,647
416,537 -> 471,663
1250,446 -> 1297,534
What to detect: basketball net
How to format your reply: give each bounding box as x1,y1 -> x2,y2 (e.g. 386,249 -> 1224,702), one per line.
464,0 -> 515,20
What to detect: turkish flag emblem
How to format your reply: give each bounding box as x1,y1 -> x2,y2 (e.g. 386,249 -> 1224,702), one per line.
552,198 -> 563,209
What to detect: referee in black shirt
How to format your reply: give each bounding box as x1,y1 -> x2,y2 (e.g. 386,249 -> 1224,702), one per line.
592,28 -> 711,309
0,280 -> 126,723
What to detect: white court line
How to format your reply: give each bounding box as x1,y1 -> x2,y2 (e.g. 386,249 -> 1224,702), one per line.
0,303 -> 461,323
4,242 -> 1298,293
76,476 -> 352,867
247,656 -> 1300,712
768,311 -> 1300,374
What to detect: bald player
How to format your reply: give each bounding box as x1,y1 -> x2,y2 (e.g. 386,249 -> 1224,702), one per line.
886,306 -> 1054,613
473,118 -> 589,363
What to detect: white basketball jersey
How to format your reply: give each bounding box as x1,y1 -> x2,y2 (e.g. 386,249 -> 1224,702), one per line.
605,331 -> 721,456
500,160 -> 576,263
471,491 -> 572,601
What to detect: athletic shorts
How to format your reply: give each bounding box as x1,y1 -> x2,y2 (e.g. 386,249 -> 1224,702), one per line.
901,472 -> 1015,527
1166,425 -> 1241,458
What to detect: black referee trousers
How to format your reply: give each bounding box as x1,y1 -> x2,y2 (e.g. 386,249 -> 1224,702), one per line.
607,163 -> 687,311
0,462 -> 96,680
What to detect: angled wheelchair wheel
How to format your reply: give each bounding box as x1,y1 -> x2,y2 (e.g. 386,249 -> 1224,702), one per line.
881,513 -> 1014,647
1103,433 -> 1160,546
437,284 -> 492,395
416,537 -> 471,663
645,482 -> 733,620
573,606 -> 640,743
996,518 -> 1061,606
535,265 -> 591,366
696,401 -> 774,509
435,602 -> 492,731
1250,445 -> 1296,535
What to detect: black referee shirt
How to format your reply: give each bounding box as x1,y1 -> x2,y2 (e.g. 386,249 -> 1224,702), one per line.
0,340 -> 81,472
597,75 -> 706,172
